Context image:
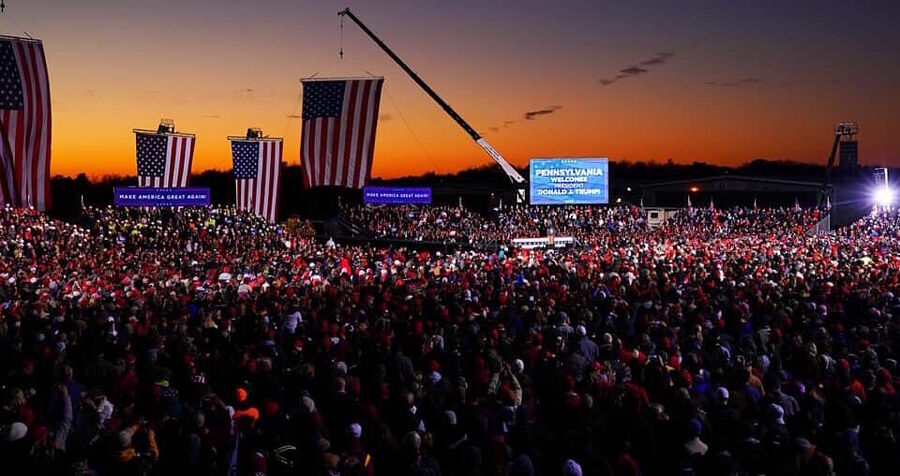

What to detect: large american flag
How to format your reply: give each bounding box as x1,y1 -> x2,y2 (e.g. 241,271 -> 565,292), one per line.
135,131 -> 195,187
0,37 -> 52,210
300,78 -> 383,189
231,138 -> 283,223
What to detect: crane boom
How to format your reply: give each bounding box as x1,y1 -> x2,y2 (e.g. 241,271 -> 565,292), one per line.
338,8 -> 526,185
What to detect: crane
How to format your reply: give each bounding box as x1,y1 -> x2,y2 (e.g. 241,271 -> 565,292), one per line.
338,8 -> 527,193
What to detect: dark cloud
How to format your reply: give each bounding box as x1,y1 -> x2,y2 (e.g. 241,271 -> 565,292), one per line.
524,105 -> 562,121
639,52 -> 675,66
379,114 -> 392,122
705,77 -> 766,87
235,88 -> 255,100
203,114 -> 221,119
599,52 -> 675,87
619,66 -> 649,76
286,114 -> 301,119
485,120 -> 515,133
598,76 -> 623,86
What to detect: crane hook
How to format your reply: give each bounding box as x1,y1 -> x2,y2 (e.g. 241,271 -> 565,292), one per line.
339,14 -> 344,59
1,1 -> 6,14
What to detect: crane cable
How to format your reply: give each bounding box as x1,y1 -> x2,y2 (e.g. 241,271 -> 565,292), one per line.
0,3 -> 34,39
281,88 -> 303,165
382,84 -> 441,175
337,13 -> 439,174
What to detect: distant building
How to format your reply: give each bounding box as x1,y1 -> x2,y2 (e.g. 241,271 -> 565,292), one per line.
640,175 -> 829,209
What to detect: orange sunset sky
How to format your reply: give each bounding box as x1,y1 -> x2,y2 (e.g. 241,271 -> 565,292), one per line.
5,0 -> 899,179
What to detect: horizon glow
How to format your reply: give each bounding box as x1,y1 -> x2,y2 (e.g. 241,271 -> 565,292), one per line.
3,1 -> 898,180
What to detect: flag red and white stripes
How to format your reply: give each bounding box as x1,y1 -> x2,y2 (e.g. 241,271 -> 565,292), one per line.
135,132 -> 196,188
0,37 -> 52,210
231,138 -> 283,223
300,78 -> 383,189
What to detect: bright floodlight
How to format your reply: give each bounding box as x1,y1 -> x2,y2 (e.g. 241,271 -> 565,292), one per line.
874,187 -> 894,206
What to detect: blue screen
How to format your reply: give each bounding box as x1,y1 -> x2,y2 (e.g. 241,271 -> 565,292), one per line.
114,187 -> 211,207
529,158 -> 609,205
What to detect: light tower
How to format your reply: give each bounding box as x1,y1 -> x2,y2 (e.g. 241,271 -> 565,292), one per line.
820,121 -> 858,206
836,122 -> 859,169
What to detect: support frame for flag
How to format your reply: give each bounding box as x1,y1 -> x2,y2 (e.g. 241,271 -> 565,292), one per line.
301,76 -> 384,83
0,34 -> 40,44
133,128 -> 196,139
226,136 -> 284,142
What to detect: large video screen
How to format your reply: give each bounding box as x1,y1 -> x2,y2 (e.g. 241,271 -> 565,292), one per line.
529,158 -> 609,205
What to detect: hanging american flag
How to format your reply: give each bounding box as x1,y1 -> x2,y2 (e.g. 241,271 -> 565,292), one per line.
0,37 -> 52,210
134,131 -> 195,187
300,78 -> 383,189
230,138 -> 283,223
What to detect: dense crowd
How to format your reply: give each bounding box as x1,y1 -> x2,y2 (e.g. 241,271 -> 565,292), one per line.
344,204 -> 827,247
343,205 -> 503,244
1,203 -> 899,476
343,204 -> 651,246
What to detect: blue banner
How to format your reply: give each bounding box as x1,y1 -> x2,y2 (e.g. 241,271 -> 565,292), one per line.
364,186 -> 432,205
114,187 -> 211,207
529,158 -> 609,205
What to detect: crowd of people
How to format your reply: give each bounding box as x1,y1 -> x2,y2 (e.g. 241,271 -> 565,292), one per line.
342,204 -> 505,244
344,204 -> 827,247
343,204 -> 653,246
0,202 -> 898,476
